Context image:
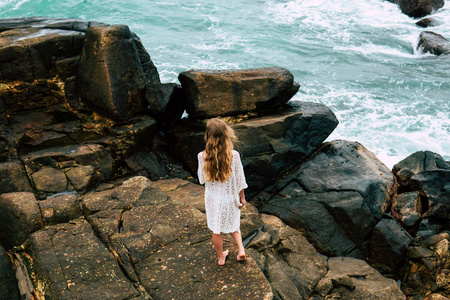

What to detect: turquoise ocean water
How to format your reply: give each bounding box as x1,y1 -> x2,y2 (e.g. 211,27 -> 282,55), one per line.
1,0 -> 449,168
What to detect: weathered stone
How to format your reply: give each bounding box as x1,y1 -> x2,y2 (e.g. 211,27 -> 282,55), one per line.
369,218 -> 412,274
76,25 -> 147,121
38,194 -> 81,225
412,170 -> 450,205
179,67 -> 300,119
169,101 -> 338,197
65,165 -> 96,193
0,245 -> 21,300
408,246 -> 435,260
153,178 -> 205,211
424,232 -> 449,247
397,0 -> 445,18
392,191 -> 423,227
315,257 -> 406,299
31,167 -> 68,195
0,27 -> 85,81
131,32 -> 160,84
21,144 -> 113,181
145,83 -> 184,129
111,176 -> 169,207
417,31 -> 450,56
425,294 -> 450,300
260,140 -> 394,256
0,161 -> 32,194
0,192 -> 43,249
393,150 -> 450,175
22,218 -> 142,300
246,223 -> 327,299
0,17 -> 107,32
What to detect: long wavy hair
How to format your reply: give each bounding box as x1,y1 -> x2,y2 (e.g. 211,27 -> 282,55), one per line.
202,118 -> 237,182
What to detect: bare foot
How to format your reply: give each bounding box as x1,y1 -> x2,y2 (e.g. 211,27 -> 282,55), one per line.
237,251 -> 246,262
218,250 -> 229,266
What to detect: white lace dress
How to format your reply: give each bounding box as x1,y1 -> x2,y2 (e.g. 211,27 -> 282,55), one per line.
197,150 -> 248,234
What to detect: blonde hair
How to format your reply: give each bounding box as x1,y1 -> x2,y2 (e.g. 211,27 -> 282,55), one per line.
203,118 -> 237,182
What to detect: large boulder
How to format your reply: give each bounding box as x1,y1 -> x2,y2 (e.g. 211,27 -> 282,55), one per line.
417,31 -> 450,56
259,140 -> 396,256
168,101 -> 338,197
76,25 -> 147,121
0,192 -> 43,249
369,218 -> 413,275
314,257 -> 406,299
178,67 -> 300,119
397,0 -> 445,18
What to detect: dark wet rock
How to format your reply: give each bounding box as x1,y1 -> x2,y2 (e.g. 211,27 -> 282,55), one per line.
412,169 -> 450,206
392,191 -> 422,228
169,101 -> 338,197
246,218 -> 327,300
145,83 -> 184,129
21,217 -> 144,300
408,246 -> 435,259
369,218 -> 412,275
0,161 -> 32,194
65,165 -> 97,193
259,140 -> 395,256
179,67 -> 300,119
38,194 -> 81,225
416,17 -> 442,28
76,25 -> 147,121
0,245 -> 21,300
0,27 -> 85,81
315,257 -> 406,299
397,0 -> 445,18
131,33 -> 160,84
55,55 -> 81,80
417,31 -> 450,56
0,192 -> 43,249
393,150 -> 450,176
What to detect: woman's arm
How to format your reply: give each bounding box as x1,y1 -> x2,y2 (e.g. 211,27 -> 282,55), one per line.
239,189 -> 246,209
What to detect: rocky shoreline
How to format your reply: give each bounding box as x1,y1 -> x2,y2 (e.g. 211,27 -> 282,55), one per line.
0,13 -> 449,300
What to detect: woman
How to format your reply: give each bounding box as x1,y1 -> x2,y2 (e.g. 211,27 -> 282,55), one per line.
197,118 -> 248,266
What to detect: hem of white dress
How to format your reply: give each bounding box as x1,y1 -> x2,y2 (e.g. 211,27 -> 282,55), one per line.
209,227 -> 240,235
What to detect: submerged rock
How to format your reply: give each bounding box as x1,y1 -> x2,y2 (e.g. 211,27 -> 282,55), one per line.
417,31 -> 450,56
179,67 -> 300,119
397,0 -> 445,18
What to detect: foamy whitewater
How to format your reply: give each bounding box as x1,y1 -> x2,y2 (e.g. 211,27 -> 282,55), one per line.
1,0 -> 449,168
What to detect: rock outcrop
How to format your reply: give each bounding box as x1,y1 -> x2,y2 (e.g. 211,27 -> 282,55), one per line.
169,101 -> 338,197
259,140 -> 396,256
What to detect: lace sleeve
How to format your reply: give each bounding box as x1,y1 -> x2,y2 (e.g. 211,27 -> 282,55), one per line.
197,152 -> 205,185
234,151 -> 248,192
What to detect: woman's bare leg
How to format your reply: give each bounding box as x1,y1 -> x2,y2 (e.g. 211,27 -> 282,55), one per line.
231,231 -> 246,261
212,233 -> 228,265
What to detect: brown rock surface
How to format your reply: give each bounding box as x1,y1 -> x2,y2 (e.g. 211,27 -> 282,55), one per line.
179,67 -> 299,119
